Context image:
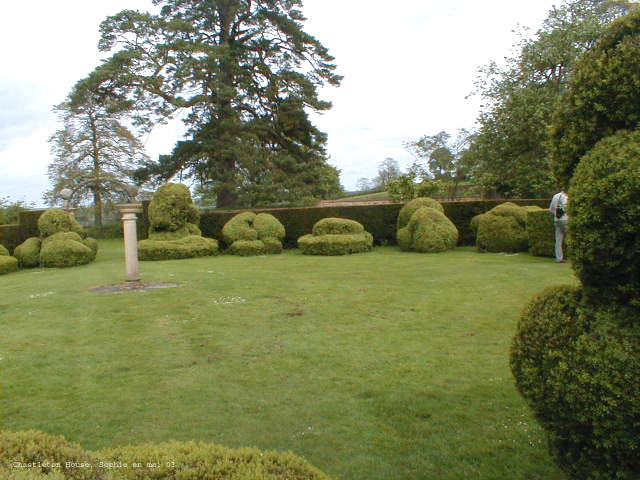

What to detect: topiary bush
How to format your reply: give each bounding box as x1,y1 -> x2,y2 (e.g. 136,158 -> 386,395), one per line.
474,202 -> 531,253
0,430 -> 334,480
298,218 -> 373,255
568,128 -> 640,310
139,183 -> 218,261
396,197 -> 444,230
511,287 -> 640,480
13,210 -> 98,269
512,12 -> 640,479
396,206 -> 458,253
0,430 -> 107,480
222,212 -> 285,255
13,237 -> 41,268
0,244 -> 18,275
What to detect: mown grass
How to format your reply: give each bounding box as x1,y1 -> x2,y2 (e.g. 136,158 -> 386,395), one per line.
0,240 -> 576,479
334,191 -> 391,201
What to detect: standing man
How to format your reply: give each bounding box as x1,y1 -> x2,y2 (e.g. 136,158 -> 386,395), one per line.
550,189 -> 569,263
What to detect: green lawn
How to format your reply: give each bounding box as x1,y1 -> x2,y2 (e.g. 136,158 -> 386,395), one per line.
0,240 -> 575,479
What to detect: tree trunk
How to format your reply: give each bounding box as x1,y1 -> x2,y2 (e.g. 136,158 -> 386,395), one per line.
94,187 -> 103,226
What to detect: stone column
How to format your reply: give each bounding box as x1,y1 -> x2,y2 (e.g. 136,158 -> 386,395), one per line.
116,203 -> 143,282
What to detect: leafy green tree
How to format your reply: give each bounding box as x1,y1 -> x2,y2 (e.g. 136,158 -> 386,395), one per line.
95,0 -> 342,207
466,0 -> 633,197
47,77 -> 149,226
355,177 -> 372,191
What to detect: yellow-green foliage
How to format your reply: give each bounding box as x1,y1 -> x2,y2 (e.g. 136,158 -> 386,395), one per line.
37,209 -> 85,238
142,184 -> 216,261
40,232 -> 95,268
0,244 -> 9,256
396,207 -> 458,253
474,202 -> 530,253
0,255 -> 18,275
147,183 -> 200,232
397,197 -> 444,230
222,212 -> 285,255
0,430 -> 106,480
138,236 -> 218,261
13,237 -> 41,268
312,217 -> 364,235
298,217 -> 373,255
526,210 -> 555,257
0,430 -> 333,480
476,214 -> 528,253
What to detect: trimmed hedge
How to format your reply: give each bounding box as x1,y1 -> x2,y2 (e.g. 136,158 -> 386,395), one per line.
13,237 -> 41,268
0,254 -> 18,275
526,210 -> 555,257
298,217 -> 373,255
0,430 -> 334,480
222,212 -> 285,255
138,236 -> 219,261
196,199 -> 549,249
0,224 -> 20,253
397,207 -> 458,253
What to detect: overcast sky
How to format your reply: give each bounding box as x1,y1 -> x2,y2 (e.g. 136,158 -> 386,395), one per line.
0,0 -> 562,207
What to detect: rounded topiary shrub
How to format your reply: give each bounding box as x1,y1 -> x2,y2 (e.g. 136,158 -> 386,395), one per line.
396,207 -> 458,253
97,440 -> 333,480
568,128 -> 640,310
148,183 -> 200,232
0,430 -> 105,480
141,183 -> 217,261
476,214 -> 528,253
298,218 -> 373,255
397,197 -> 444,230
526,209 -> 555,257
40,232 -> 95,268
13,237 -> 41,268
222,212 -> 285,255
511,287 -> 640,480
37,209 -> 85,238
0,249 -> 18,274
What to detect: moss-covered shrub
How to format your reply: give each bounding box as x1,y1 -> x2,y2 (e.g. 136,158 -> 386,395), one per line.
396,197 -> 444,230
298,218 -> 373,255
568,128 -> 640,310
13,237 -> 41,268
511,287 -> 640,480
396,207 -> 458,253
222,212 -> 285,255
0,430 -> 106,480
526,209 -> 555,257
147,183 -> 199,232
141,183 -> 217,261
37,209 -> 85,238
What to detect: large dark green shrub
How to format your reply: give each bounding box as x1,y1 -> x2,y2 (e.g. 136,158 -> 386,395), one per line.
568,128 -> 640,310
396,197 -> 444,230
475,210 -> 528,253
0,224 -> 21,253
511,287 -> 640,480
40,232 -> 95,268
37,209 -> 85,238
298,217 -> 373,255
526,209 -> 555,257
550,9 -> 640,188
139,183 -> 217,260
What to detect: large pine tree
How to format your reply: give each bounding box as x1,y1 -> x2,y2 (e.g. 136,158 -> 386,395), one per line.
95,0 -> 342,207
